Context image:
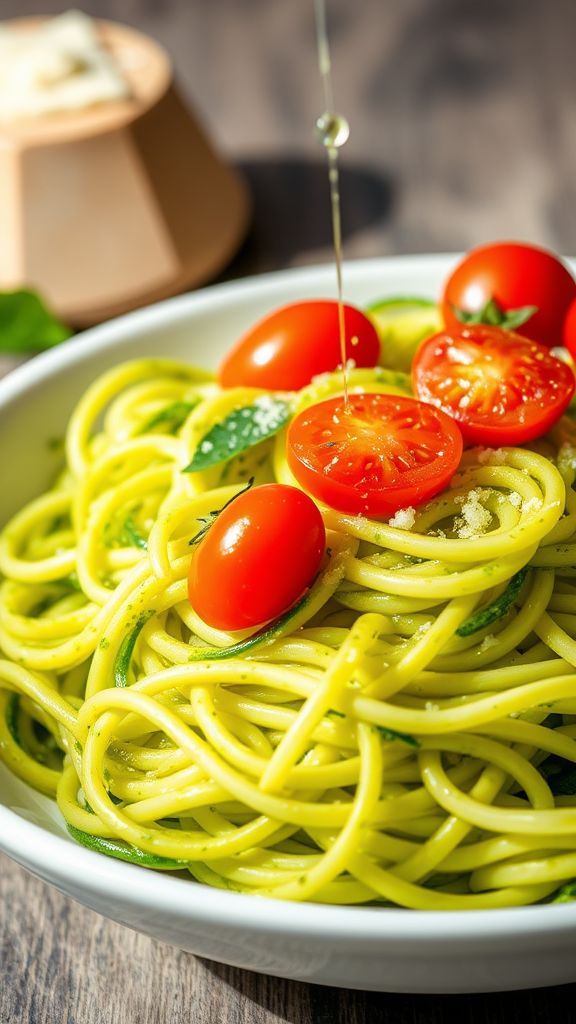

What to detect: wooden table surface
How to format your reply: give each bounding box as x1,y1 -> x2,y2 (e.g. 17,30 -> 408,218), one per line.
3,0 -> 576,1020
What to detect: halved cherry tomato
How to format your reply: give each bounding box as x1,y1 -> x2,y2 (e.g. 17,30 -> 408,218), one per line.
412,324 -> 575,446
218,300 -> 379,391
286,393 -> 463,517
563,297 -> 576,362
442,242 -> 576,348
188,483 -> 325,631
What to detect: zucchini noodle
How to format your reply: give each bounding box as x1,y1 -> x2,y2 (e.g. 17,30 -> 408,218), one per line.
2,355 -> 576,910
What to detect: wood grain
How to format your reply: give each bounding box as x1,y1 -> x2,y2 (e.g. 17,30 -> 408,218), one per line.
3,0 -> 576,1020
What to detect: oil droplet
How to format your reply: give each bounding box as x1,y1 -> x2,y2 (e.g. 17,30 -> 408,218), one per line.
315,111 -> 350,149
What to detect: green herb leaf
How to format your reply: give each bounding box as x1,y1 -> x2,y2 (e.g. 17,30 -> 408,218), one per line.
186,588 -> 314,662
104,514 -> 148,551
114,611 -> 155,687
451,299 -> 537,332
374,724 -> 419,748
118,515 -> 148,550
67,824 -> 189,869
0,289 -> 72,353
456,568 -> 528,637
139,400 -> 199,435
183,396 -> 291,473
5,695 -> 22,748
551,881 -> 576,903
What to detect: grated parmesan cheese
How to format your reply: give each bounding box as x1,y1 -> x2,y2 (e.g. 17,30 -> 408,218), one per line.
476,448 -> 507,466
252,395 -> 287,434
522,496 -> 543,514
453,489 -> 492,539
479,634 -> 499,652
388,506 -> 416,530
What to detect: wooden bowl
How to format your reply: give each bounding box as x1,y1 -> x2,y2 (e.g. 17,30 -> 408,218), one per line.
0,19 -> 250,327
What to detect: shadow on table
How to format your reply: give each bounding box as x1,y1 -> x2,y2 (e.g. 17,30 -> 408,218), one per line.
202,958 -> 576,1024
217,155 -> 394,279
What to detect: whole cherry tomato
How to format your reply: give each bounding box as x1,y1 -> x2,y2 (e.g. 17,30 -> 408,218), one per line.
218,300 -> 380,391
442,242 -> 576,348
412,324 -> 575,446
286,392 -> 463,517
563,297 -> 576,362
188,483 -> 326,631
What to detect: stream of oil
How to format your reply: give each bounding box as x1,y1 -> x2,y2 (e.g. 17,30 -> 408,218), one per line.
313,0 -> 351,408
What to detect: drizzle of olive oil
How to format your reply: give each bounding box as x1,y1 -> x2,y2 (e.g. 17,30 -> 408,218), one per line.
313,0 -> 351,408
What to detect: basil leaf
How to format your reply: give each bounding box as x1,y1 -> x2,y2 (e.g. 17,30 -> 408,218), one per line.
0,289 -> 72,353
5,695 -> 22,748
118,515 -> 148,550
184,396 -> 291,473
104,514 -> 147,550
67,824 -> 190,869
552,881 -> 576,903
139,400 -> 198,435
456,568 -> 528,637
374,724 -> 419,748
114,611 -> 156,687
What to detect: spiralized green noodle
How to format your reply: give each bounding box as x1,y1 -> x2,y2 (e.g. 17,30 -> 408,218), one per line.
2,356 -> 576,909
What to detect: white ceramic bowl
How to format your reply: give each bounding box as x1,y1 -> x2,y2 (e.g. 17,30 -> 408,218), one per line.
2,255 -> 576,995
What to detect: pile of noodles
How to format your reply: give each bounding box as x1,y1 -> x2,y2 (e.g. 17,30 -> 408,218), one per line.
2,358 -> 576,908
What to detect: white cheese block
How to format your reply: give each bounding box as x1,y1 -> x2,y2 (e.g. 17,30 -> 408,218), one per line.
0,10 -> 129,122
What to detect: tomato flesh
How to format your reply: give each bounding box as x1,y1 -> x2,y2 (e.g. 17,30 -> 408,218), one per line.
218,300 -> 380,391
412,325 -> 575,446
188,483 -> 326,631
442,241 -> 576,348
286,393 -> 463,517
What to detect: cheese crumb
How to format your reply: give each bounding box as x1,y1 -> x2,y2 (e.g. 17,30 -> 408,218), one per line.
522,496 -> 543,515
508,492 -> 522,508
476,448 -> 507,465
479,634 -> 499,652
388,506 -> 416,530
453,489 -> 492,539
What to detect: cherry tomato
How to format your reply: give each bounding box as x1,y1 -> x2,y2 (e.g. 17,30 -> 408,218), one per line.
563,297 -> 576,362
286,393 -> 463,517
412,324 -> 575,446
218,300 -> 380,391
188,483 -> 326,631
442,242 -> 576,348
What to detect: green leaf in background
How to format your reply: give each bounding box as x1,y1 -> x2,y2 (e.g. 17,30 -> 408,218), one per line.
184,395 -> 291,473
0,289 -> 72,353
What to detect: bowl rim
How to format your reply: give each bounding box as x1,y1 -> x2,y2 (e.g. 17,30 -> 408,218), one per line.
2,252 -> 576,944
